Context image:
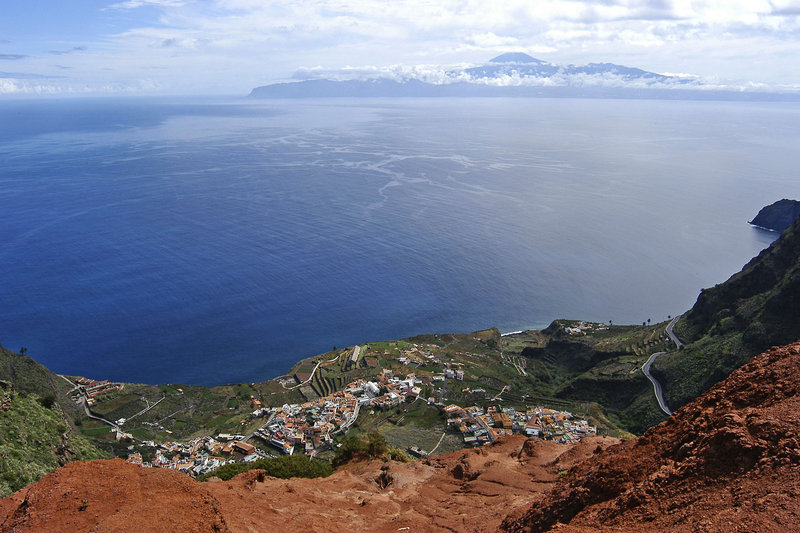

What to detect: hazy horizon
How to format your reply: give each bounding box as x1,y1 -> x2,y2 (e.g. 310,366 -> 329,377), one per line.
2,1 -> 799,96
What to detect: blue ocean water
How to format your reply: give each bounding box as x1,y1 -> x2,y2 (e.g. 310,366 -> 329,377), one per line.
0,97 -> 796,385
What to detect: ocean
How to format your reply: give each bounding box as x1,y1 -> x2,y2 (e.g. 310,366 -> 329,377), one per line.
0,96 -> 796,385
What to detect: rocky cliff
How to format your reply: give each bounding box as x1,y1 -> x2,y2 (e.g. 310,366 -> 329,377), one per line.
502,341 -> 800,532
652,212 -> 800,413
749,198 -> 800,232
0,433 -> 618,532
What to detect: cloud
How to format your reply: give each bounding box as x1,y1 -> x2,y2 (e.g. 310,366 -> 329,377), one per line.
157,36 -> 207,48
0,54 -> 27,60
293,63 -> 476,84
287,55 -> 800,93
0,71 -> 66,79
466,32 -> 520,48
130,2 -> 798,65
769,1 -> 800,15
0,78 -> 65,95
49,46 -> 87,55
0,74 -> 162,95
5,0 -> 799,95
109,0 -> 193,9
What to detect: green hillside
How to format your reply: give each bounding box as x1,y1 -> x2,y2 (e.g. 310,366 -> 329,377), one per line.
0,345 -> 76,409
0,379 -> 107,497
656,215 -> 800,410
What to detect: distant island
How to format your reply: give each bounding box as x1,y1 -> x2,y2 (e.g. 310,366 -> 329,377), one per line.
249,52 -> 800,101
750,199 -> 800,232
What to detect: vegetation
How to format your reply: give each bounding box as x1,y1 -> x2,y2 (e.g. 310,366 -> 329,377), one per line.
656,215 -> 800,410
0,388 -> 106,497
332,431 -> 409,466
196,454 -> 333,482
0,345 -> 76,414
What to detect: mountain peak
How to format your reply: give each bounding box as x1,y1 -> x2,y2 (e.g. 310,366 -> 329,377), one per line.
488,52 -> 545,64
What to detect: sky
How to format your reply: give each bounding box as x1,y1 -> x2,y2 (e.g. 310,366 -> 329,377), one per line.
1,0 -> 799,95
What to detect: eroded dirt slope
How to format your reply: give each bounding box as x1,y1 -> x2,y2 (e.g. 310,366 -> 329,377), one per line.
0,434 -> 617,533
502,341 -> 800,532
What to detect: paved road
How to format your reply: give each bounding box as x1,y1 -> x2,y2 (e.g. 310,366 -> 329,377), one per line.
642,351 -> 672,416
665,315 -> 684,349
285,353 -> 340,390
641,316 -> 683,416
59,374 -> 118,429
124,394 -> 166,424
242,410 -> 277,444
491,385 -> 510,402
57,374 -> 80,394
79,397 -> 118,429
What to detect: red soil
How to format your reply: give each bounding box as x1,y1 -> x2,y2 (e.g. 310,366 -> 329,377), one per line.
0,434 -> 616,532
502,341 -> 800,532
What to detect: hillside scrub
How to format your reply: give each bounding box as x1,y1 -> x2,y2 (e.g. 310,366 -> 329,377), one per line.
333,431 -> 409,466
197,453 -> 333,482
0,391 -> 106,497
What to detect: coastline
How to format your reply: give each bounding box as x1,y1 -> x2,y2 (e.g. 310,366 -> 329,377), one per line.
748,222 -> 779,233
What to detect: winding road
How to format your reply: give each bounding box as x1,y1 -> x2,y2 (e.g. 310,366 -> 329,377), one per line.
641,316 -> 683,416
642,351 -> 672,416
665,315 -> 684,349
78,397 -> 118,429
284,353 -> 340,390
124,394 -> 166,424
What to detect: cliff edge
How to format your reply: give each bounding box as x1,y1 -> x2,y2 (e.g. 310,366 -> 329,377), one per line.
0,432 -> 617,532
749,198 -> 800,232
502,341 -> 800,532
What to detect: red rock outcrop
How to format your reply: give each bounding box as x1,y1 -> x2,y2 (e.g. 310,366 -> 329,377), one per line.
502,341 -> 800,532
0,434 -> 617,532
0,459 -> 229,532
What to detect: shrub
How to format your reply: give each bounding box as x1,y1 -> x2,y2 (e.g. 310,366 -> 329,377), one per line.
38,394 -> 56,410
332,431 -> 409,466
197,454 -> 333,482
332,434 -> 367,467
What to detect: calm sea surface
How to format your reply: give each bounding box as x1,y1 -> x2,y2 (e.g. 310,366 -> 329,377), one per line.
0,97 -> 796,385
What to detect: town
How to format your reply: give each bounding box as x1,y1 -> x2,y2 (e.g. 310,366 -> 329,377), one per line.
65,334 -> 598,479
118,372 -> 595,478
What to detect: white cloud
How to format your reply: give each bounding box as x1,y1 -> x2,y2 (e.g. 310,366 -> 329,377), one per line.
284,51 -> 800,94
0,72 -> 163,95
5,0 -> 800,94
466,32 -> 520,48
109,0 -> 193,9
293,62 -> 477,84
0,78 -> 22,93
770,0 -> 800,15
